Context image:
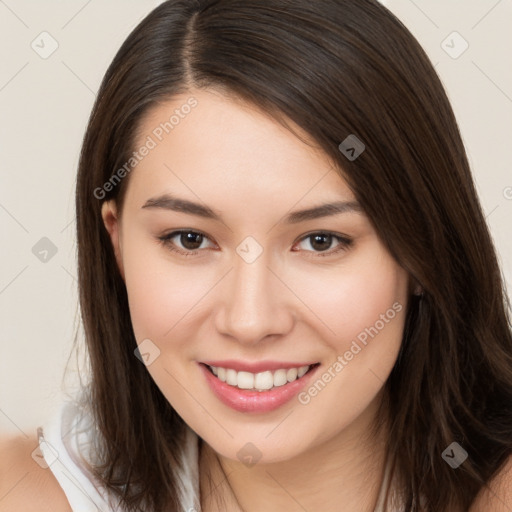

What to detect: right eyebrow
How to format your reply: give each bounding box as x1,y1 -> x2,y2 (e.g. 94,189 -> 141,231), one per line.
141,193 -> 363,224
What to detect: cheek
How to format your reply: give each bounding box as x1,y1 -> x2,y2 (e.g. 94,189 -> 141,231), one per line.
291,252 -> 408,419
289,249 -> 408,350
123,232 -> 408,354
120,234 -> 211,343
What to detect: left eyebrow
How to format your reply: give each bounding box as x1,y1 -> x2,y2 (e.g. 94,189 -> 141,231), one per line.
283,200 -> 363,223
141,193 -> 363,224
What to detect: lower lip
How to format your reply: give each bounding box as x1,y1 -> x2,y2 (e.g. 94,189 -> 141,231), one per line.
198,363 -> 320,413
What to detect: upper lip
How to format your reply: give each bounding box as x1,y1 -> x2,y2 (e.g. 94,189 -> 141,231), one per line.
200,360 -> 318,373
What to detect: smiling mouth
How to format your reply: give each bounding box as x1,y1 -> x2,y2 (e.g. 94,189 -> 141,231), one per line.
203,363 -> 320,392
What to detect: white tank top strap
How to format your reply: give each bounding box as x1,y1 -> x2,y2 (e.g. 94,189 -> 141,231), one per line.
38,399 -> 201,512
176,425 -> 201,511
38,401 -> 115,511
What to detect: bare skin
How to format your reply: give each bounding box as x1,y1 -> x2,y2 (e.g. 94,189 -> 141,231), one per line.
1,88 -> 510,512
198,389 -> 389,511
0,435 -> 71,512
102,88 -> 410,511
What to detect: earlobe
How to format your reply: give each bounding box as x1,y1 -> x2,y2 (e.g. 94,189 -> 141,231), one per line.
408,276 -> 424,297
101,200 -> 125,280
413,284 -> 423,296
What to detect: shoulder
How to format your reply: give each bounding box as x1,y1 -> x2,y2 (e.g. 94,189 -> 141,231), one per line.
0,433 -> 71,512
469,453 -> 512,512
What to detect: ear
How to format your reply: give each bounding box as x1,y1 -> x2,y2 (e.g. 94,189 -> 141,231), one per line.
101,200 -> 125,280
408,275 -> 423,296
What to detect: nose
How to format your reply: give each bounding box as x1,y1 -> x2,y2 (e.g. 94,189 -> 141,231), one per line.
214,253 -> 295,346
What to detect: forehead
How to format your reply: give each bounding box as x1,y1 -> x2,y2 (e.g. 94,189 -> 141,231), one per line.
126,88 -> 355,209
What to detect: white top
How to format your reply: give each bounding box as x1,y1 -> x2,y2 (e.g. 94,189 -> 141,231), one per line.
38,400 -> 403,511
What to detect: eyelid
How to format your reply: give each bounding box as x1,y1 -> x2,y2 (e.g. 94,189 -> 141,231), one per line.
157,229 -> 353,257
157,229 -> 216,256
292,231 -> 353,257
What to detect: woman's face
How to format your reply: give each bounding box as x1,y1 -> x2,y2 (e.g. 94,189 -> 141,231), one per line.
102,88 -> 410,464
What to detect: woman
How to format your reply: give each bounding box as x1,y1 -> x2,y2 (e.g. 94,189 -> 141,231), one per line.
1,0 -> 511,510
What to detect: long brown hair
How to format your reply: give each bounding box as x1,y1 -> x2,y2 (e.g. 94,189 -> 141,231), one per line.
75,0 -> 512,510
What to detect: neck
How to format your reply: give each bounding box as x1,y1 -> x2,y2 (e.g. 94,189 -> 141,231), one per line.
199,396 -> 390,512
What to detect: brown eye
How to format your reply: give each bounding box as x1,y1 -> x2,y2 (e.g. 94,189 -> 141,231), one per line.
158,230 -> 215,255
310,233 -> 334,251
294,232 -> 352,256
179,232 -> 204,250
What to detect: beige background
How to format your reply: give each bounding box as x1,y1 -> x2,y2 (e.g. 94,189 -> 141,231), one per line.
1,0 -> 511,436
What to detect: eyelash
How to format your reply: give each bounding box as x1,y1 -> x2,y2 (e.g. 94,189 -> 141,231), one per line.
157,230 -> 353,258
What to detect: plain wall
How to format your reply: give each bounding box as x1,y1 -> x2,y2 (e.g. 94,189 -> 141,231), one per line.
1,0 -> 511,437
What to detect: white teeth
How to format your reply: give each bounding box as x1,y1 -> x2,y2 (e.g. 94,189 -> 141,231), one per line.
254,371 -> 273,391
208,364 -> 313,391
226,368 -> 238,386
273,369 -> 288,387
286,368 -> 298,382
217,367 -> 226,382
297,365 -> 309,378
237,371 -> 254,389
